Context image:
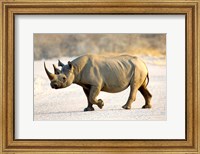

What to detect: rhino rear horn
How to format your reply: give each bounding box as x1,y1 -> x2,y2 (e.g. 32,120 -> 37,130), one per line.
53,64 -> 61,74
44,62 -> 55,80
58,60 -> 64,67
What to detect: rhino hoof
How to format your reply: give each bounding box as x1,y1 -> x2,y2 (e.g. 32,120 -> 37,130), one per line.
97,99 -> 104,109
122,104 -> 131,110
142,104 -> 152,109
84,107 -> 94,112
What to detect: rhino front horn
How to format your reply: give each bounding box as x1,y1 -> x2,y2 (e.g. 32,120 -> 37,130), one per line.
44,62 -> 55,80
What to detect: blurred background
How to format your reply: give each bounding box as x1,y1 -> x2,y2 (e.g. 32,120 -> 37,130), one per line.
34,34 -> 166,60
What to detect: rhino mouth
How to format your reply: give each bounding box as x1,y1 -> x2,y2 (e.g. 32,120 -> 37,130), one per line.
51,83 -> 59,89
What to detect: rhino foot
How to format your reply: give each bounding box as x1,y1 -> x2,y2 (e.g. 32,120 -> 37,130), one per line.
84,106 -> 95,112
97,99 -> 104,109
142,104 -> 152,109
122,104 -> 131,110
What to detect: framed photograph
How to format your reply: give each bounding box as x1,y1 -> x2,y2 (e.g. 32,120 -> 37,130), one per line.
1,0 -> 199,153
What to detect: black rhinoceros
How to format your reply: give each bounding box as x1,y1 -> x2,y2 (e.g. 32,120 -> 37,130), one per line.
44,54 -> 152,111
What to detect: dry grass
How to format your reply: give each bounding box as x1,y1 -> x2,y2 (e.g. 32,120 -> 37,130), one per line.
34,34 -> 166,60
127,48 -> 165,57
99,48 -> 165,57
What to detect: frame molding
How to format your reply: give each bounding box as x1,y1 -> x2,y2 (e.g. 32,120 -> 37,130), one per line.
0,0 -> 199,153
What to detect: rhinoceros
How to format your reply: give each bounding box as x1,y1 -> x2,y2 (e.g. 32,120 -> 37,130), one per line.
44,54 -> 152,111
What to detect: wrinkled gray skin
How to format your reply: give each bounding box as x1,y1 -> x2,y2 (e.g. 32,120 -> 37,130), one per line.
44,54 -> 152,111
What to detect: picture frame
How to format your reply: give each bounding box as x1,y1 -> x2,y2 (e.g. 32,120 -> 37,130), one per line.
0,0 -> 199,153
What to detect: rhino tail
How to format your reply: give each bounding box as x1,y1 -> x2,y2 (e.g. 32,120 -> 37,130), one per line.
146,73 -> 149,87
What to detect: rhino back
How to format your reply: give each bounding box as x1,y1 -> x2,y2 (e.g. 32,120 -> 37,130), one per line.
73,55 -> 148,93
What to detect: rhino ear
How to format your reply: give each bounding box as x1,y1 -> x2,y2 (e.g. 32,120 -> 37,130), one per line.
68,61 -> 73,69
58,60 -> 64,67
53,64 -> 61,74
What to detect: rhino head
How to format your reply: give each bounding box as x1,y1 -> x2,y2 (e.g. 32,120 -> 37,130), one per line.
44,60 -> 75,89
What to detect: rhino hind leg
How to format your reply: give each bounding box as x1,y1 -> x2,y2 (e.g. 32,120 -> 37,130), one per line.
122,84 -> 138,110
139,85 -> 152,109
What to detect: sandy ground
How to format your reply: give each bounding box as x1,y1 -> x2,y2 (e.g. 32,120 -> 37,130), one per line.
34,56 -> 166,121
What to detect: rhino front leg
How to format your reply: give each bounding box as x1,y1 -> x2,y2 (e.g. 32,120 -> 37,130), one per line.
89,86 -> 104,109
83,88 -> 94,112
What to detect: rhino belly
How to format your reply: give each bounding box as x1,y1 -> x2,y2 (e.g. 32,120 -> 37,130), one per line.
99,67 -> 133,93
101,81 -> 130,93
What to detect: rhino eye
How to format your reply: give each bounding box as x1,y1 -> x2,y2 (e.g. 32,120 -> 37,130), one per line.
62,76 -> 66,81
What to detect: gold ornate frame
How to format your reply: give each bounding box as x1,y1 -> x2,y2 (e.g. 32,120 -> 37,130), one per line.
0,0 -> 199,153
